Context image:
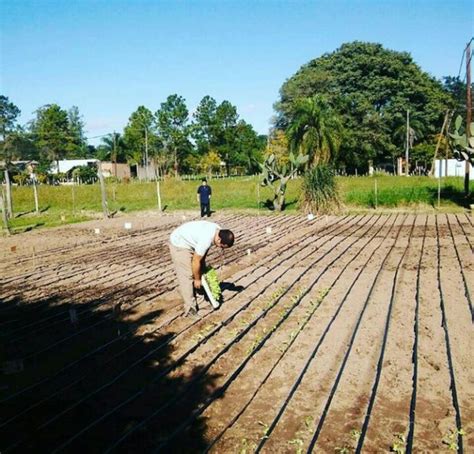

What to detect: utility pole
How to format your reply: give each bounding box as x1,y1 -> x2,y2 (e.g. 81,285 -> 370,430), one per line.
405,109 -> 410,176
465,40 -> 472,196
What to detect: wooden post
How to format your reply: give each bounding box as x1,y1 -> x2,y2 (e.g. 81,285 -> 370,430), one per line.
97,162 -> 109,219
1,185 -> 10,235
405,109 -> 410,176
156,178 -> 162,212
71,183 -> 76,216
32,175 -> 39,214
374,178 -> 378,209
4,168 -> 13,218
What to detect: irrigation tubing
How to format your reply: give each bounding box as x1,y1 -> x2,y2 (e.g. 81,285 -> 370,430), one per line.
302,214 -> 409,453
406,215 -> 428,453
2,215 -> 358,449
0,215 -> 344,409
2,214 -> 297,350
454,214 -> 472,251
199,214 -> 394,452
42,215 -> 374,452
434,216 -> 464,454
353,216 -> 417,452
446,215 -> 473,322
104,215 -> 383,452
252,214 -> 401,452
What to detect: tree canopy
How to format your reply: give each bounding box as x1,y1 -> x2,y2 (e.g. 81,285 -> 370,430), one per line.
276,41 -> 453,172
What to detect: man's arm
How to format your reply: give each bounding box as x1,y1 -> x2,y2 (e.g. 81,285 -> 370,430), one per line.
192,252 -> 203,288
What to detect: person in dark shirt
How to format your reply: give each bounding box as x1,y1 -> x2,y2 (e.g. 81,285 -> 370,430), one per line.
197,178 -> 212,217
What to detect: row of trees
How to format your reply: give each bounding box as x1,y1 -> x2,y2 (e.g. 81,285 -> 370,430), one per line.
2,41 -> 471,183
0,94 -> 267,178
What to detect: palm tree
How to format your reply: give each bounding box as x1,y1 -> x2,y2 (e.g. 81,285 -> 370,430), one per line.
287,96 -> 342,166
98,132 -> 128,174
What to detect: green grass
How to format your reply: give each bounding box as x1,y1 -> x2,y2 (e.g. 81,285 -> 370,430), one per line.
3,175 -> 472,232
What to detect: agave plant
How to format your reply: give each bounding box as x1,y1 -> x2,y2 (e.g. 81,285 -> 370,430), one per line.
449,115 -> 474,164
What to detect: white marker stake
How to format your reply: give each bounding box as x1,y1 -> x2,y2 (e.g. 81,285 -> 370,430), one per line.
124,222 -> 132,230
247,249 -> 252,256
266,226 -> 272,234
307,213 -> 314,221
94,228 -> 101,234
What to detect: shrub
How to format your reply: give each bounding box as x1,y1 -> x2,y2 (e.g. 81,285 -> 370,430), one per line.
300,164 -> 340,214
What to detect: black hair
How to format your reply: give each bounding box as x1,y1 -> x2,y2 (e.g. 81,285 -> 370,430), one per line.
218,229 -> 234,247
202,178 -> 207,183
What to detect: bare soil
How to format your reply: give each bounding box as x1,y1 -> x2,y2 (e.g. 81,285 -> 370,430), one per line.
0,211 -> 472,453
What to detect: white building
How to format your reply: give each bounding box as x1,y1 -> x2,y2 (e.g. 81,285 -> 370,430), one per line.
434,159 -> 473,180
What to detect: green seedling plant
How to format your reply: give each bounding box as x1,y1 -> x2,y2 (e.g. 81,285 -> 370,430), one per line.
288,437 -> 304,454
442,428 -> 466,451
390,433 -> 405,453
258,420 -> 270,440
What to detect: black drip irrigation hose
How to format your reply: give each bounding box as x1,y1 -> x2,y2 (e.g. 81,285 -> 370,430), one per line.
199,215 -> 393,453
0,215 -> 342,410
2,214 -> 296,354
3,215 -> 357,451
353,216 -> 416,453
253,214 -> 402,453
106,215 -> 383,452
454,214 -> 473,251
0,214 -> 245,308
45,215 -> 374,453
301,214 -> 409,453
406,215 -> 428,453
446,214 -> 474,322
434,216 -> 464,454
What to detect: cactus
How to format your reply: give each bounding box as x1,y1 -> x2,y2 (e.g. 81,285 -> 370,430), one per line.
449,115 -> 474,164
260,152 -> 308,211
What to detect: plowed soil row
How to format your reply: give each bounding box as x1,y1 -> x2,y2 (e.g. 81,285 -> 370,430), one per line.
0,212 -> 472,453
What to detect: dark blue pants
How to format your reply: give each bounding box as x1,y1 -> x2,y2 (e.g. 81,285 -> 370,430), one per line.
200,202 -> 210,217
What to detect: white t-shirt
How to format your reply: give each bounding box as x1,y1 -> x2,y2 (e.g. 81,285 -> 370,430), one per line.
170,221 -> 221,256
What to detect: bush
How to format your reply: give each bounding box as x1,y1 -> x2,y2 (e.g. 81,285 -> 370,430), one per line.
300,164 -> 340,214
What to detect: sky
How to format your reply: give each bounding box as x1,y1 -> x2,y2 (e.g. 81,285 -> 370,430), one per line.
1,0 -> 473,145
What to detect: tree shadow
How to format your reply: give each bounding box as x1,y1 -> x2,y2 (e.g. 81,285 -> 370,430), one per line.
427,184 -> 473,208
0,279 -> 219,451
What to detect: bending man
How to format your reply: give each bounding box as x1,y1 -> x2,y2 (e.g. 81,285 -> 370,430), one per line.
169,220 -> 235,317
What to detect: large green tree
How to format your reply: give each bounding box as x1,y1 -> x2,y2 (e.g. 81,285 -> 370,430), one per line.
67,106 -> 87,158
276,41 -> 452,172
191,95 -> 219,154
29,104 -> 72,170
155,95 -> 191,176
123,106 -> 158,176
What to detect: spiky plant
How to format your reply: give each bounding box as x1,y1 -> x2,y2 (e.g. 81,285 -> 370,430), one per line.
300,164 -> 340,214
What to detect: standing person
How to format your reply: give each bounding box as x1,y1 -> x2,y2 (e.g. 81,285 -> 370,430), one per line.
197,178 -> 212,217
169,220 -> 235,317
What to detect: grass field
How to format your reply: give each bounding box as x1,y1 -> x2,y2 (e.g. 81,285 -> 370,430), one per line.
3,175 -> 473,231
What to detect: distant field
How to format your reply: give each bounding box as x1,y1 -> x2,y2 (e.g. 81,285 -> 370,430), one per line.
4,175 -> 473,231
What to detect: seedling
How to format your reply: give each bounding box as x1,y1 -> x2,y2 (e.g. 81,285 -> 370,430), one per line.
390,433 -> 406,453
258,420 -> 270,440
442,428 -> 465,451
288,437 -> 304,453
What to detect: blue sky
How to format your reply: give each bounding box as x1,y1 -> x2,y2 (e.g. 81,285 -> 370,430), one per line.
1,0 -> 472,145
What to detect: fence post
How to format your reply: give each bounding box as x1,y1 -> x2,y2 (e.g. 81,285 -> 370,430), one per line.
97,162 -> 109,219
374,178 -> 378,210
32,175 -> 39,214
1,185 -> 10,235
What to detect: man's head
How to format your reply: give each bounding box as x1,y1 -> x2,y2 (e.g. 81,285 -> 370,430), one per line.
215,229 -> 234,249
201,178 -> 207,185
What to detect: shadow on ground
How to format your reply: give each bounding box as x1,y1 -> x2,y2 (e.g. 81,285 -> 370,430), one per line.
0,284 -> 218,452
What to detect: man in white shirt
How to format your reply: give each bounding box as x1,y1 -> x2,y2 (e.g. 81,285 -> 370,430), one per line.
169,220 -> 235,317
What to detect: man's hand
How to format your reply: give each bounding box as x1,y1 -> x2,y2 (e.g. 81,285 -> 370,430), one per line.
194,278 -> 202,289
